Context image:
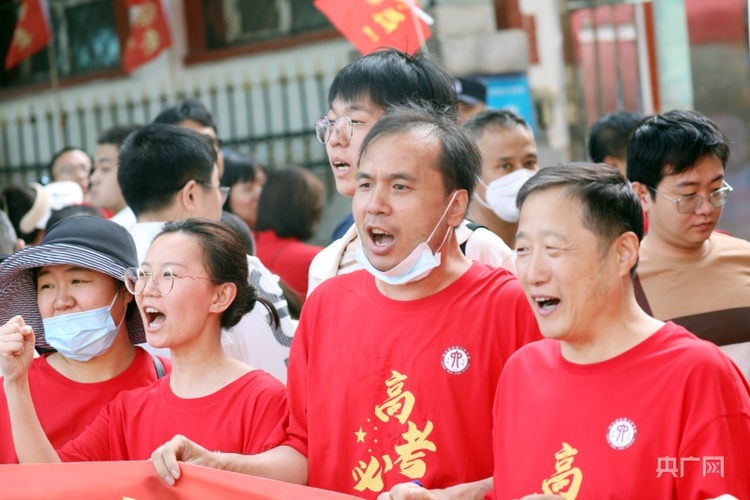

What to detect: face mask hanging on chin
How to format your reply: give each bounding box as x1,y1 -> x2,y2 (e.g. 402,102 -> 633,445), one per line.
43,289 -> 127,362
475,168 -> 536,223
356,192 -> 458,286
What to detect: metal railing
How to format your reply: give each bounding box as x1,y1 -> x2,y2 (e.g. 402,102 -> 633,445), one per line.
0,65 -> 334,186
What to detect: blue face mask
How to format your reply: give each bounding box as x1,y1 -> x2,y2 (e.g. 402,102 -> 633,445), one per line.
42,290 -> 126,362
355,192 -> 457,286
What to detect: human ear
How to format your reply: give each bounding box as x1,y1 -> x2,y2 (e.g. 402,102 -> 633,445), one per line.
180,180 -> 199,213
447,190 -> 469,226
615,232 -> 640,278
209,283 -> 237,314
629,182 -> 650,214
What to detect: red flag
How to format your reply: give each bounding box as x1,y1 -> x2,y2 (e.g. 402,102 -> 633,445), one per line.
4,0 -> 52,70
122,0 -> 172,73
314,0 -> 432,55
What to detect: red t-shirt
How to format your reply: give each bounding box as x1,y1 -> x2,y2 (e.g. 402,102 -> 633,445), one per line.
255,230 -> 322,297
285,263 -> 541,498
493,323 -> 750,499
0,347 -> 169,463
58,370 -> 288,461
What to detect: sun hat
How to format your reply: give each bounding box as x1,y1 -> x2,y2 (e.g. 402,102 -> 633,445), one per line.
0,215 -> 145,349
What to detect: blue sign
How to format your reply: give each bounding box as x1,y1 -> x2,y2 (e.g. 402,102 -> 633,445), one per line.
480,73 -> 536,134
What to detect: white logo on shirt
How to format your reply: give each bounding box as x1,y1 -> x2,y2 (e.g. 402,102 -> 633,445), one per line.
607,417 -> 637,450
441,346 -> 470,375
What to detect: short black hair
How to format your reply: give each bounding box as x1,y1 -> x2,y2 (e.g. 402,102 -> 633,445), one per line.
97,124 -> 144,148
360,102 -> 481,200
462,109 -> 531,138
47,147 -> 91,180
627,109 -> 730,191
118,124 -> 217,217
256,166 -> 324,241
588,111 -> 643,163
153,99 -> 218,133
221,150 -> 257,185
328,48 -> 458,122
517,162 -> 643,278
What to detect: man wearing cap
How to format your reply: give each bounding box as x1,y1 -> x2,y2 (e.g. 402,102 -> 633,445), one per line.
455,77 -> 487,126
0,216 -> 169,463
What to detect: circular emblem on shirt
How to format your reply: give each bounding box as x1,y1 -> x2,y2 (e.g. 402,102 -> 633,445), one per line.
441,346 -> 470,375
607,418 -> 637,450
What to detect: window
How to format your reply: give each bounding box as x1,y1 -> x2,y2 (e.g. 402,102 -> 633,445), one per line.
0,0 -> 125,91
185,0 -> 338,65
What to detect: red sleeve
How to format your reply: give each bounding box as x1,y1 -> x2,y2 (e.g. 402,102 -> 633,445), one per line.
282,296 -> 313,458
676,353 -> 750,499
676,414 -> 750,498
57,399 -> 118,462
243,372 -> 290,454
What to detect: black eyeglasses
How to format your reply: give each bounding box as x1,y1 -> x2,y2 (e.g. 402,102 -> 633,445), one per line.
648,181 -> 733,214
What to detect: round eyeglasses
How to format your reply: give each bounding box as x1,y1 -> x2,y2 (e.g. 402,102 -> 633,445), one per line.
124,267 -> 213,297
648,181 -> 733,214
315,115 -> 362,147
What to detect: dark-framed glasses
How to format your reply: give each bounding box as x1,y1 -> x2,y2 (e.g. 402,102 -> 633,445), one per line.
647,181 -> 733,214
315,115 -> 357,146
124,267 -> 213,297
195,179 -> 230,203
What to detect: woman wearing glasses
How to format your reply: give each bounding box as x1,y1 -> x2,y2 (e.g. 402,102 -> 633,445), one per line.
0,218 -> 288,465
0,216 -> 168,463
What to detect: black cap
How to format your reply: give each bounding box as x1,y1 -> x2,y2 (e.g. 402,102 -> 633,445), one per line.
455,77 -> 487,106
455,78 -> 487,106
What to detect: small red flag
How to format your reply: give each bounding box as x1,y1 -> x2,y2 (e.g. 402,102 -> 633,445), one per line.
314,0 -> 432,55
4,0 -> 52,70
122,0 -> 172,73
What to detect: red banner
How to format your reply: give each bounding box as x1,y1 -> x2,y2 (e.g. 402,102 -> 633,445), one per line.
0,460 -> 364,499
4,0 -> 52,70
122,0 -> 172,73
314,0 -> 432,55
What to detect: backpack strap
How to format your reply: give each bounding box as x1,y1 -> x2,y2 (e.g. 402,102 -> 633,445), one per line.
459,222 -> 488,255
633,272 -> 653,317
150,352 -> 166,379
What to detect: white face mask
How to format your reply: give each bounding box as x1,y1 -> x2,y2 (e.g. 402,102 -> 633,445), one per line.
356,192 -> 458,286
475,168 -> 536,223
42,290 -> 126,362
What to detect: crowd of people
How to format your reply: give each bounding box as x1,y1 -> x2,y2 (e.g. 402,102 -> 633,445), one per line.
0,47 -> 748,500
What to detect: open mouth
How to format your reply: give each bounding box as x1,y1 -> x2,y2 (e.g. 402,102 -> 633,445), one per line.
144,306 -> 166,328
332,160 -> 351,172
369,227 -> 395,247
534,297 -> 560,311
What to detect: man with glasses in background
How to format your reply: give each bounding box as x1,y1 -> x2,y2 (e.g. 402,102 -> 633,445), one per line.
628,109 -> 750,379
117,123 -> 295,384
308,48 -> 516,297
